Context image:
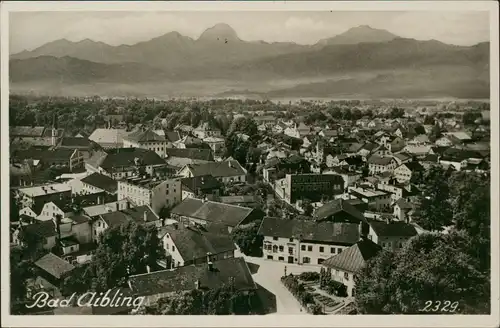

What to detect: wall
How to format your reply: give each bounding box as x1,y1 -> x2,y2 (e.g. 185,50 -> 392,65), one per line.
330,269 -> 356,297
92,218 -> 109,243
151,179 -> 181,213
367,227 -> 411,251
71,221 -> 93,244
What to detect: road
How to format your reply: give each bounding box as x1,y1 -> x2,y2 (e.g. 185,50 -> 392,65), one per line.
237,250 -> 321,315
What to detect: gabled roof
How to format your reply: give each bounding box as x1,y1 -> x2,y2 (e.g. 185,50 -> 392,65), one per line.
166,148 -> 214,161
99,205 -> 159,228
322,238 -> 382,273
34,253 -> 75,279
81,172 -> 118,194
165,225 -> 236,261
22,220 -> 57,238
87,148 -> 166,170
394,198 -> 414,210
128,257 -> 256,296
171,198 -> 256,228
181,175 -> 222,194
58,137 -> 94,148
10,126 -> 46,138
368,219 -> 418,238
186,159 -> 246,178
124,129 -> 165,143
367,155 -> 395,165
88,128 -> 129,145
400,161 -> 425,172
314,199 -> 366,223
258,217 -> 361,245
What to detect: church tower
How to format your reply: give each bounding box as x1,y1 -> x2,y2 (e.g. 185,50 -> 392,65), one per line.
51,114 -> 57,147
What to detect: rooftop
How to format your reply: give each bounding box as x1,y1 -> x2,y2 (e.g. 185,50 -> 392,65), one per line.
314,198 -> 366,223
128,257 -> 255,296
88,128 -> 129,145
81,172 -> 118,194
166,148 -> 214,162
34,253 -> 75,279
99,205 -> 159,227
322,238 -> 382,273
258,217 -> 361,245
124,129 -> 165,143
19,183 -> 71,198
350,187 -> 388,198
367,155 -> 394,165
368,219 -> 418,237
180,175 -> 222,193
186,159 -> 246,178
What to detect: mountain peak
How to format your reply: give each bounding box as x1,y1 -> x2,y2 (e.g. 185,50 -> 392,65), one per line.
198,23 -> 240,42
318,25 -> 398,46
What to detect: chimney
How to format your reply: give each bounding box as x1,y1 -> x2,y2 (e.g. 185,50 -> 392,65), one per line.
144,211 -> 148,222
386,216 -> 390,224
97,196 -> 101,205
195,279 -> 201,290
146,265 -> 151,273
208,261 -> 214,271
228,161 -> 232,168
206,252 -> 212,264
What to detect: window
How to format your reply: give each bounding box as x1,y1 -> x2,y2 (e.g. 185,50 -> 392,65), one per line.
279,246 -> 284,252
278,256 -> 284,262
273,237 -> 278,241
319,246 -> 324,253
172,246 -> 175,252
330,247 -> 335,254
267,255 -> 273,260
318,258 -> 325,265
337,248 -> 342,253
288,247 -> 293,255
272,245 -> 278,253
166,244 -> 169,250
301,245 -> 306,251
307,246 -> 313,252
303,257 -> 310,264
289,238 -> 294,242
344,272 -> 349,280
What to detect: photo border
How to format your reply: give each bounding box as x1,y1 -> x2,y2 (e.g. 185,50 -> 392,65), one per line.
1,1 -> 499,327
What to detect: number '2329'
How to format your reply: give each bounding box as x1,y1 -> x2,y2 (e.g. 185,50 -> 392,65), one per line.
419,301 -> 459,313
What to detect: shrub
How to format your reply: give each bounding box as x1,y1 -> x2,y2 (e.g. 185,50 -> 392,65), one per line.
299,271 -> 320,281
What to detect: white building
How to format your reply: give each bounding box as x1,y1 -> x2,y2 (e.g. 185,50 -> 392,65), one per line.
117,176 -> 181,214
123,129 -> 169,158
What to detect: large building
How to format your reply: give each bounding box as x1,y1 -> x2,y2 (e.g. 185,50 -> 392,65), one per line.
282,173 -> 344,204
123,129 -> 169,158
85,148 -> 168,180
88,128 -> 129,149
17,183 -> 72,215
178,159 -> 247,184
117,176 -> 182,214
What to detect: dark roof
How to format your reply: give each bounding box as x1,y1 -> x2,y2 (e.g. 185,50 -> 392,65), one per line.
165,131 -> 181,142
394,152 -> 412,161
10,126 -> 46,137
401,161 -> 425,172
258,217 -> 361,245
322,238 -> 381,273
165,225 -> 236,261
187,160 -> 246,178
441,148 -> 484,162
166,148 -> 214,161
12,148 -> 76,162
395,198 -> 414,209
367,155 -> 395,165
87,148 -> 166,169
34,253 -> 75,279
125,129 -> 165,143
171,198 -> 255,227
59,137 -> 93,148
219,195 -> 262,205
128,257 -> 256,296
181,175 -> 222,193
314,199 -> 366,223
368,219 -> 418,237
100,205 -> 159,227
41,128 -> 65,138
22,220 -> 57,238
81,172 -> 118,193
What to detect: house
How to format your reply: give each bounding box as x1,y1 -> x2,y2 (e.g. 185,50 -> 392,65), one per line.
13,220 -> 58,250
258,216 -> 367,265
324,168 -> 361,187
313,199 -> 368,224
10,160 -> 36,187
408,134 -> 430,146
322,238 -> 382,297
393,162 -> 425,183
393,152 -> 413,166
367,155 -> 397,175
281,173 -> 344,204
172,135 -> 205,149
393,198 -> 417,222
36,200 -> 74,221
357,143 -> 378,159
348,187 -> 392,212
88,128 -> 129,149
93,205 -> 161,242
367,218 -> 418,250
127,257 -> 257,307
170,198 -> 264,233
442,131 -> 472,144
193,122 -> 221,139
82,199 -> 131,219
180,175 -> 222,200
403,145 -> 434,158
439,148 -> 483,171
117,176 -> 182,214
319,129 -> 338,143
272,122 -> 287,134
85,148 -> 168,180
219,195 -> 263,208
202,137 -> 225,154
80,172 -> 118,197
17,183 -> 72,216
159,224 -> 236,269
10,125 -> 65,148
123,129 -> 169,158
34,253 -> 75,296
12,148 -> 85,172
389,136 -> 406,153
165,148 -> 214,169
178,159 -> 247,184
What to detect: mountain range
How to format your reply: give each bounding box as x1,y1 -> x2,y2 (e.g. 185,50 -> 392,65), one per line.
9,24 -> 490,99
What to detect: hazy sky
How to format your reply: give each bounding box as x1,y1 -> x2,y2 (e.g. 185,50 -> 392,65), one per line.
9,11 -> 490,53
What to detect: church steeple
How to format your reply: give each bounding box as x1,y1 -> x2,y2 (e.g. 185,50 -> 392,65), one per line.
51,114 -> 57,147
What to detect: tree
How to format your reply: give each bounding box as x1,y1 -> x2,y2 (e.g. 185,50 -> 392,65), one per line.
61,263 -> 94,297
302,199 -> 313,216
227,117 -> 258,137
428,123 -> 442,143
10,246 -> 35,314
414,166 -> 453,231
389,107 -> 405,119
355,231 -> 489,314
231,221 -> 264,257
89,221 -> 165,291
